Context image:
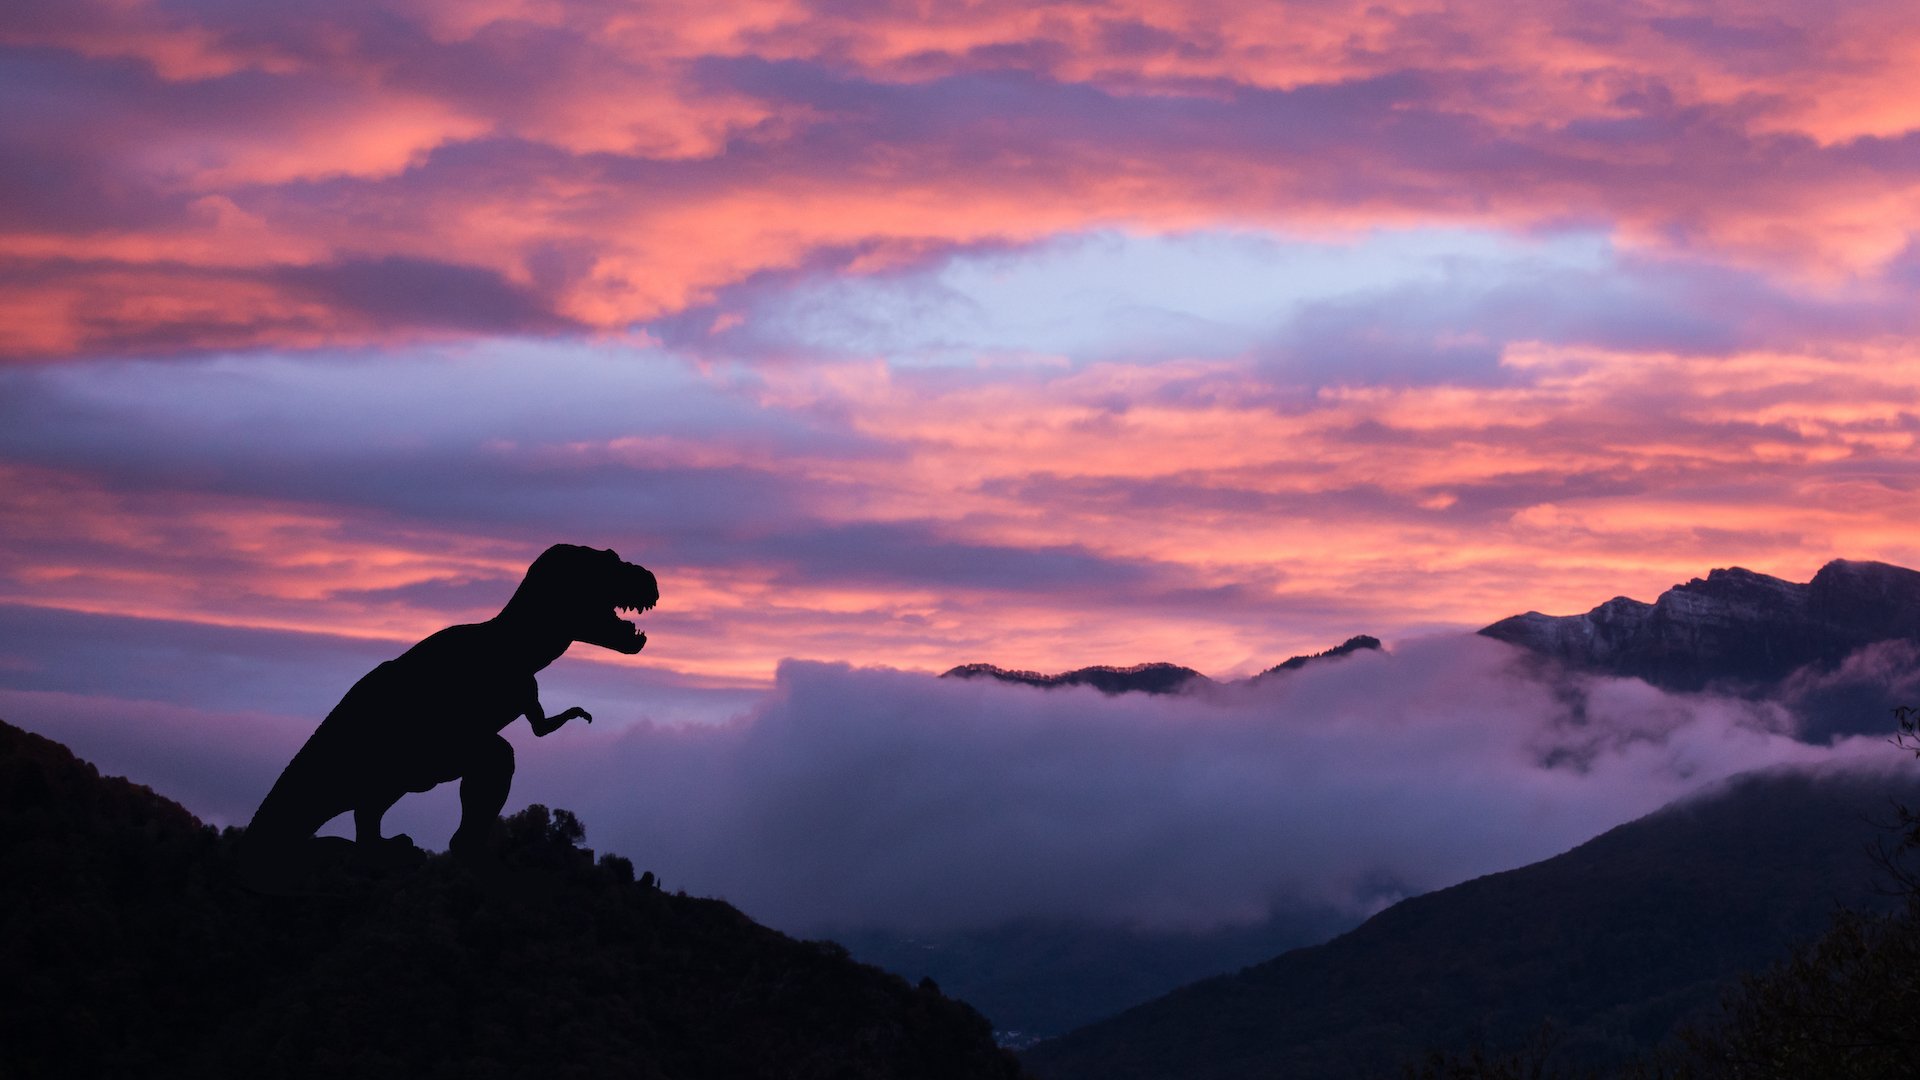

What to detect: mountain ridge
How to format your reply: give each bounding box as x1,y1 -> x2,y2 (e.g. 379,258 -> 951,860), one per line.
942,635 -> 1384,695
944,559 -> 1920,703
1479,557 -> 1920,692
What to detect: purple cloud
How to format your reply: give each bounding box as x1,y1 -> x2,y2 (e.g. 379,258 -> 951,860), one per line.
270,257 -> 577,334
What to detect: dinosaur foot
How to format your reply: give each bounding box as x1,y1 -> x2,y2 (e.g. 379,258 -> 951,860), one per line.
352,833 -> 425,873
448,819 -> 503,862
237,852 -> 310,897
237,835 -> 356,897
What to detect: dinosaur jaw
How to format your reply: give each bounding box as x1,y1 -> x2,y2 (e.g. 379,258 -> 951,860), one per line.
578,564 -> 658,653
577,603 -> 652,654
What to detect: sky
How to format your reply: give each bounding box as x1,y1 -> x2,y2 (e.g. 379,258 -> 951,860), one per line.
6,0 -> 1920,934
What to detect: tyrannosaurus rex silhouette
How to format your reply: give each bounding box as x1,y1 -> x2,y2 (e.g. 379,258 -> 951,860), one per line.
241,544 -> 658,888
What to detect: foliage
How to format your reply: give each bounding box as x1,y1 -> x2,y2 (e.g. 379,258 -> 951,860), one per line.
1398,1025 -> 1603,1080
1664,901 -> 1920,1078
1884,705 -> 1920,890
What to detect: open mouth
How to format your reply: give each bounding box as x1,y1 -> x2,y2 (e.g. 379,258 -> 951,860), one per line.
582,557 -> 659,653
592,596 -> 656,653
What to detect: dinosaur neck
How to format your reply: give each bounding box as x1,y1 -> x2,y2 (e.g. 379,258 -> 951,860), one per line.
487,601 -> 576,670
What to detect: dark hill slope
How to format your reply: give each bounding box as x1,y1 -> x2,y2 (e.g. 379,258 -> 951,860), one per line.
1023,766 -> 1920,1080
0,719 -> 1025,1080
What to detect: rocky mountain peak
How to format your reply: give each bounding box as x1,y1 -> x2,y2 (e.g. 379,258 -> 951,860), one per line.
1480,558 -> 1920,692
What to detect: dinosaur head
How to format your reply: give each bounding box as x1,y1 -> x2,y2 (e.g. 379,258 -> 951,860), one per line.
505,544 -> 659,654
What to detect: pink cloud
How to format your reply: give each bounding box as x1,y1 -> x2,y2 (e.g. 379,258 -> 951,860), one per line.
3,325 -> 1919,685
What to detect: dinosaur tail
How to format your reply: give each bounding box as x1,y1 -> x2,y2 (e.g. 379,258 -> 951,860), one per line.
237,727 -> 358,894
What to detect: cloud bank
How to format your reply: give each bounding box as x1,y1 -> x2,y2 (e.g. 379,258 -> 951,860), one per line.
567,639 -> 1876,933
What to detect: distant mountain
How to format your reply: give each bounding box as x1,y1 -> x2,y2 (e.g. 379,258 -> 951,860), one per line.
835,901 -> 1358,1047
942,635 -> 1383,695
1252,634 -> 1383,680
898,636 -> 1385,1041
1023,766 -> 1920,1080
0,719 -> 1025,1080
1480,558 -> 1920,693
943,661 -> 1208,695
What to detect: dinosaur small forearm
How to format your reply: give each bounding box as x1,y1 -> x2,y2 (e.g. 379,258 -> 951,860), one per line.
530,706 -> 590,737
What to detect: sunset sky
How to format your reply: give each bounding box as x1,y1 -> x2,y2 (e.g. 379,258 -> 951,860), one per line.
7,0 -> 1920,866
10,0 -> 1920,1054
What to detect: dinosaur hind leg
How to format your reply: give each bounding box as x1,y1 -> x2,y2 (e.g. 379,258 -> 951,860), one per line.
237,750 -> 358,893
354,788 -> 409,844
449,734 -> 515,857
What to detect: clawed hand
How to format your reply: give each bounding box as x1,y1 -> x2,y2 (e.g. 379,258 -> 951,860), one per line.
532,706 -> 593,737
